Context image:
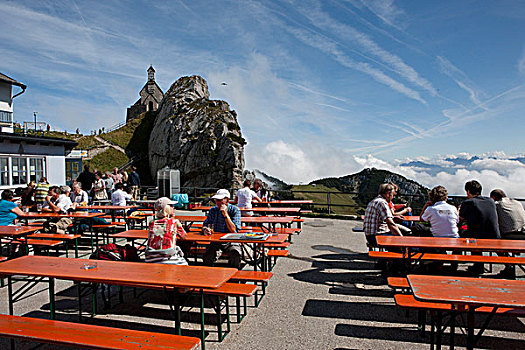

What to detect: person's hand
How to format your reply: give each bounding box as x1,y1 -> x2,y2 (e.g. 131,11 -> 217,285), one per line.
202,227 -> 212,236
406,207 -> 412,213
219,204 -> 228,216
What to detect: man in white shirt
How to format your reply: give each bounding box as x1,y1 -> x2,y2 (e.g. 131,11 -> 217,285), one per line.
42,186 -> 71,213
418,186 -> 459,238
234,180 -> 262,216
111,182 -> 132,206
70,182 -> 89,209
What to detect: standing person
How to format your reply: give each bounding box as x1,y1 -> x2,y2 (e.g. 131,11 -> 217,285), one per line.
252,179 -> 268,201
92,172 -> 107,201
120,170 -> 128,185
70,182 -> 89,209
103,171 -> 114,198
111,167 -> 122,184
145,197 -> 188,265
76,165 -> 96,195
459,180 -> 500,275
20,181 -> 36,206
202,189 -> 243,269
234,179 -> 262,216
34,177 -> 50,206
490,189 -> 525,278
128,166 -> 141,200
363,183 -> 403,247
0,190 -> 24,225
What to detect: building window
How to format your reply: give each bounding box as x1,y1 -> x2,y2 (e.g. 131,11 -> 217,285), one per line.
29,158 -> 44,183
0,111 -> 13,123
11,157 -> 27,185
0,157 -> 8,186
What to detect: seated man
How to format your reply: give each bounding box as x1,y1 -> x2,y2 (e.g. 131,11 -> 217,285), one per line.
202,189 -> 242,269
111,182 -> 132,206
413,185 -> 459,238
42,186 -> 71,214
364,183 -> 402,248
459,180 -> 500,275
41,186 -> 72,235
70,182 -> 89,209
490,189 -> 525,278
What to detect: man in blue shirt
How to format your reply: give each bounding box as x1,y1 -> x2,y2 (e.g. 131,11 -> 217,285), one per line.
203,189 -> 242,269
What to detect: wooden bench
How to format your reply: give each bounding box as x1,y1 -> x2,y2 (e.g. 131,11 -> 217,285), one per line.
264,242 -> 290,249
115,281 -> 256,342
0,314 -> 200,349
395,292 -> 525,347
11,239 -> 64,256
230,270 -> 273,306
27,233 -> 81,258
265,249 -> 289,271
369,250 -> 525,265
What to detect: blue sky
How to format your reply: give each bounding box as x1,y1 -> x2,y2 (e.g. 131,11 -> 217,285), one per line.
2,1 -> 525,195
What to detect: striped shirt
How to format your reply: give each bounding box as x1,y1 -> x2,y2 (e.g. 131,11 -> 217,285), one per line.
34,182 -> 50,204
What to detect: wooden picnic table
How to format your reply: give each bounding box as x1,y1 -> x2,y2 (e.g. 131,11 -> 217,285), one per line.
408,274 -> 525,349
0,226 -> 41,237
198,206 -> 301,215
18,212 -> 105,219
0,255 -> 237,316
183,232 -> 289,271
398,215 -> 421,221
376,235 -> 525,254
0,255 -> 236,348
259,199 -> 313,205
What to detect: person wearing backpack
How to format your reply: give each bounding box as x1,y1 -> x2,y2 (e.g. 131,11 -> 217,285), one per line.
145,197 -> 188,265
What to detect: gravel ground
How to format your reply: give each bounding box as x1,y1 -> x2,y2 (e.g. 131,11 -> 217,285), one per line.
0,216 -> 524,349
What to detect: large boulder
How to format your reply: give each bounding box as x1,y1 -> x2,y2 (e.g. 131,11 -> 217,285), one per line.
148,75 -> 245,189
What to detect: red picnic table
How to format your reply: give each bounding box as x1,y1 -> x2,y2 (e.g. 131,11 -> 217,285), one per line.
408,274 -> 525,350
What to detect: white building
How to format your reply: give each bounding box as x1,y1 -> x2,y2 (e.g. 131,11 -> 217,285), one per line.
0,72 -> 77,190
0,72 -> 26,133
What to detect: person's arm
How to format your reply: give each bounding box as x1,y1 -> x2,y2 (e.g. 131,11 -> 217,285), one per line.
44,198 -> 60,212
252,193 -> 262,203
419,201 -> 433,219
386,217 -> 403,236
10,205 -> 24,224
220,204 -> 238,233
202,211 -> 212,235
231,195 -> 238,204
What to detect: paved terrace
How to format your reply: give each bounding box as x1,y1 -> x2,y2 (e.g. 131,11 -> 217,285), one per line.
0,216 -> 524,349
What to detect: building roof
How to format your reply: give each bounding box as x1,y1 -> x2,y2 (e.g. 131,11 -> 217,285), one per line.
0,72 -> 27,89
0,132 -> 77,151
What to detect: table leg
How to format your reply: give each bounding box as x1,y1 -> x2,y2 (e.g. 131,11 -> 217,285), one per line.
49,278 -> 55,319
467,308 -> 475,350
200,289 -> 206,350
449,310 -> 455,349
7,276 -> 13,315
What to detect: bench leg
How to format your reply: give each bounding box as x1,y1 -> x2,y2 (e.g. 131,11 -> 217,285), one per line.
48,278 -> 55,320
200,290 -> 206,350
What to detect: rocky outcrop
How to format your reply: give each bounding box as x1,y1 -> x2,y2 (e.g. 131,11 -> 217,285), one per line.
148,76 -> 245,188
311,168 -> 429,206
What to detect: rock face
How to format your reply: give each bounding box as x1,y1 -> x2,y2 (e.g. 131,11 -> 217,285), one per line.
148,76 -> 245,189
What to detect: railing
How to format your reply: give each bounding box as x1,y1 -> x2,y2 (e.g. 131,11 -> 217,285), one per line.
106,121 -> 126,133
138,185 -> 525,216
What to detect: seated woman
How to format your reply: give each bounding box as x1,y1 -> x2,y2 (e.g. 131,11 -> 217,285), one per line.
0,190 -> 25,226
145,197 -> 188,265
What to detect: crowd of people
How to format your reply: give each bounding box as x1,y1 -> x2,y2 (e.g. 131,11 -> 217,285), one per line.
364,179 -> 525,278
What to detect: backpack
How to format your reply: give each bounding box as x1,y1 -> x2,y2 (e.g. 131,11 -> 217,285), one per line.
171,193 -> 189,209
90,243 -> 140,262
